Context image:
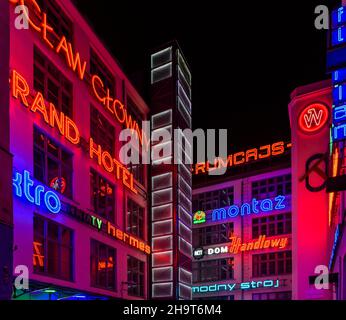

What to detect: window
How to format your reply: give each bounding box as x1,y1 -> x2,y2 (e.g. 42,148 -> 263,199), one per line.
193,259 -> 234,283
90,240 -> 116,291
253,251 -> 292,277
127,161 -> 145,186
196,296 -> 234,300
90,169 -> 115,222
90,105 -> 115,154
90,49 -> 115,96
125,97 -> 145,185
193,223 -> 234,246
252,292 -> 292,300
127,256 -> 145,298
252,174 -> 291,200
33,215 -> 73,281
192,187 -> 234,212
34,127 -> 73,198
34,48 -> 73,117
252,213 -> 292,238
127,199 -> 144,239
35,0 -> 73,42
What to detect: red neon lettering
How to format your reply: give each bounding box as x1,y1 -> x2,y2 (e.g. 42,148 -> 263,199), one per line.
102,151 -> 114,173
259,144 -> 271,159
11,70 -> 29,107
89,138 -> 102,165
65,116 -> 80,145
56,36 -> 72,67
30,92 -> 49,124
112,99 -> 126,123
195,163 -> 206,174
234,152 -> 245,165
91,75 -> 105,103
68,43 -> 87,81
229,235 -> 288,254
41,13 -> 54,49
246,148 -> 258,162
49,103 -> 65,136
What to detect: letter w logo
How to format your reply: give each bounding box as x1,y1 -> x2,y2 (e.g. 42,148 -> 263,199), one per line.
304,108 -> 323,128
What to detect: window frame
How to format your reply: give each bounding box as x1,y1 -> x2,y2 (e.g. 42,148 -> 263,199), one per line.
90,239 -> 117,292
33,215 -> 74,281
127,255 -> 145,298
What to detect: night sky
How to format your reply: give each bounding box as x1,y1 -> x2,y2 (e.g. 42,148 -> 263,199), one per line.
74,0 -> 337,151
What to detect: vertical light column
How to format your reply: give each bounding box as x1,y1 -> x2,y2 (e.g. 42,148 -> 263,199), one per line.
150,43 -> 193,300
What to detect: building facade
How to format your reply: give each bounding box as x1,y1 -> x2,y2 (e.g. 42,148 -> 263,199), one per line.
8,0 -> 151,300
191,156 -> 293,300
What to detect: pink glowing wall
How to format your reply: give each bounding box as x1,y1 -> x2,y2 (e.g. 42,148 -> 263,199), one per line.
289,80 -> 333,299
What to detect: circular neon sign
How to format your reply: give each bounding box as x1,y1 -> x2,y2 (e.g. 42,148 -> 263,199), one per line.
298,103 -> 329,134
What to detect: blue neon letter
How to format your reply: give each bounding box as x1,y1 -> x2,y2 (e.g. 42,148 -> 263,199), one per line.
44,191 -> 61,214
13,172 -> 23,197
23,170 -> 34,203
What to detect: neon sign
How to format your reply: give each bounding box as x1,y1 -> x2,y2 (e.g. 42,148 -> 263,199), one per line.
211,195 -> 286,222
193,211 -> 206,224
61,202 -> 150,254
11,70 -> 80,144
9,0 -> 147,147
229,235 -> 288,254
192,142 -> 291,175
13,170 -> 61,214
11,70 -> 138,194
192,279 -> 280,294
331,8 -> 346,143
193,235 -> 288,259
89,139 -> 137,194
298,103 -> 329,134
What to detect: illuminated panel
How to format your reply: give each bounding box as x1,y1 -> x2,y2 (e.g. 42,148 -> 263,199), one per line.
152,173 -> 172,191
152,188 -> 173,206
151,110 -> 172,130
152,236 -> 173,252
179,237 -> 192,257
179,222 -> 192,243
332,7 -> 346,28
152,267 -> 173,282
152,204 -> 173,221
179,268 -> 192,285
151,47 -> 172,68
178,206 -> 192,226
178,190 -> 192,213
179,283 -> 192,300
152,283 -> 173,298
151,63 -> 172,84
152,251 -> 173,268
331,9 -> 346,145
